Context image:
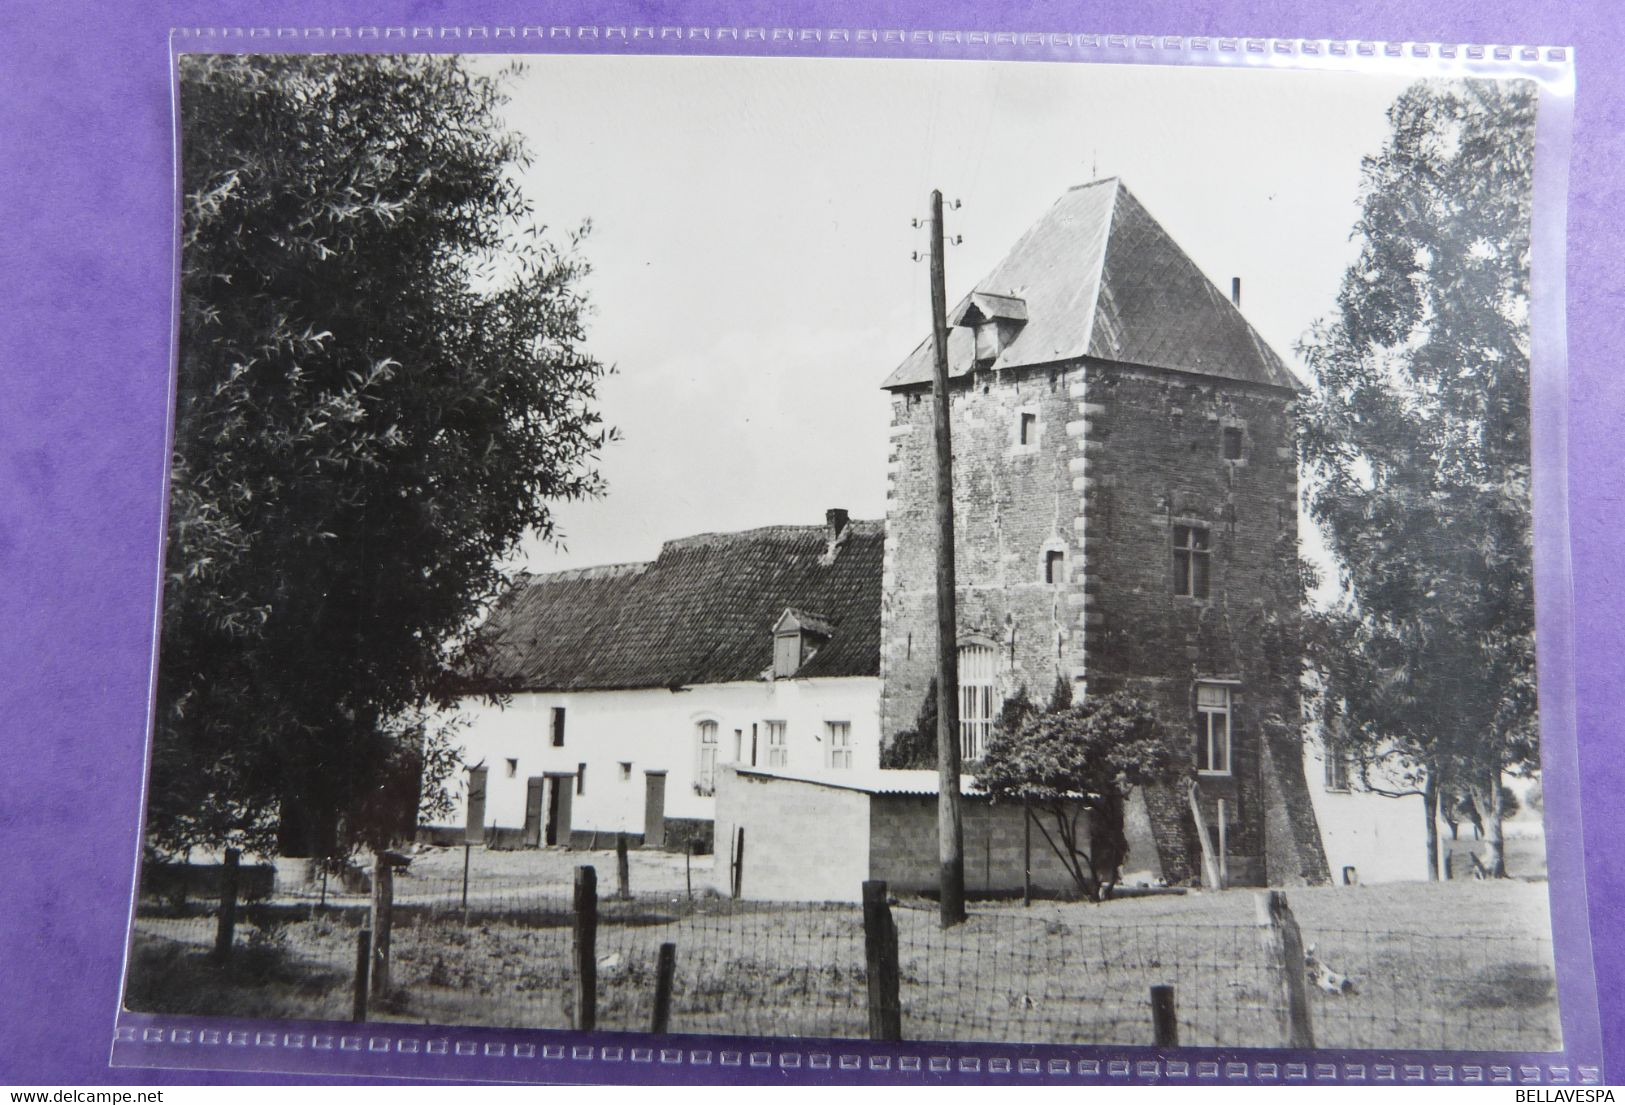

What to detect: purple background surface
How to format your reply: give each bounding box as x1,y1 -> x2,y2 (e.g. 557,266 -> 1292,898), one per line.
3,0 -> 1621,1086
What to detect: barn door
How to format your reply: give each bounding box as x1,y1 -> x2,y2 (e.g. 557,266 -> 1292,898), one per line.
522,777 -> 545,847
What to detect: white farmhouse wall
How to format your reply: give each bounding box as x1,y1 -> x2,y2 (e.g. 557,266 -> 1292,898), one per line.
442,676 -> 881,839
1303,738 -> 1430,884
710,766 -> 871,902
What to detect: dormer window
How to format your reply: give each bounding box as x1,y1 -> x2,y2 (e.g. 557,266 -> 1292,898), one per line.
771,608 -> 833,679
951,292 -> 1028,368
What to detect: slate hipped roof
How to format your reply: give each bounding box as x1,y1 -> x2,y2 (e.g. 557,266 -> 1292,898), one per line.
466,521 -> 882,692
882,178 -> 1301,392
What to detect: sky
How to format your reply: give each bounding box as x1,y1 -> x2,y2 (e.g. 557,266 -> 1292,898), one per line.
466,54 -> 1422,580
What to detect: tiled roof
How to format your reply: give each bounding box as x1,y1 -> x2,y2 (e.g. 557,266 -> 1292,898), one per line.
467,522 -> 882,692
882,179 -> 1301,392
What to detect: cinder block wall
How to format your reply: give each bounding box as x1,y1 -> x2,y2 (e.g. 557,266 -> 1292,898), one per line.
881,365 -> 1086,744
1078,363 -> 1327,885
867,793 -> 1098,897
710,767 -> 870,902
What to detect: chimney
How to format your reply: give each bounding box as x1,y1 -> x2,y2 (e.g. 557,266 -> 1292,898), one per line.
1231,277 -> 1242,308
821,508 -> 851,566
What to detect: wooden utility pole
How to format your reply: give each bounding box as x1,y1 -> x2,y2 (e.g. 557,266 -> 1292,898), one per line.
928,188 -> 967,927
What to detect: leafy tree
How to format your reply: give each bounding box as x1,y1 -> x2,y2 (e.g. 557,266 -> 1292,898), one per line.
977,692 -> 1184,900
880,678 -> 939,769
151,55 -> 612,861
1298,79 -> 1538,878
1046,673 -> 1073,714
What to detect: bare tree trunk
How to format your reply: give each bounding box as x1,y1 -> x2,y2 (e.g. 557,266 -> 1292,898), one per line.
1469,771 -> 1507,878
1423,770 -> 1440,882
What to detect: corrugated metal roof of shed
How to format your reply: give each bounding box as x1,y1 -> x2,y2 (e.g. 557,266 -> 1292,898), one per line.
731,766 -> 985,797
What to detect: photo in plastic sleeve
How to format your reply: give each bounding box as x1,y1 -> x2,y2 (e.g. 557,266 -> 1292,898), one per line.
117,39 -> 1597,1079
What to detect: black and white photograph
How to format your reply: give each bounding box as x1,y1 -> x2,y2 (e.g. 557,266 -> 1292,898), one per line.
125,49 -> 1561,1054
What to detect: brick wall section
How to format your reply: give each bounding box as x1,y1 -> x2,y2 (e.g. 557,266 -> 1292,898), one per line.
1078,362 -> 1326,885
880,364 -> 1086,742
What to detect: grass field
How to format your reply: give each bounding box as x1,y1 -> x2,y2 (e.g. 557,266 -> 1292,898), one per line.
125,866 -> 1560,1051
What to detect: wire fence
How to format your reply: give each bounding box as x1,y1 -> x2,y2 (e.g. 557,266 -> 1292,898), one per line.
126,846 -> 1562,1052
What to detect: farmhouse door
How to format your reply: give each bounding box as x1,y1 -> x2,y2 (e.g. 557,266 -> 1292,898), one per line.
544,776 -> 561,846
522,777 -> 545,847
644,770 -> 667,848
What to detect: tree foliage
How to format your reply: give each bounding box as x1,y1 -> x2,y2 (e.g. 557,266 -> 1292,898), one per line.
1298,79 -> 1538,877
977,692 -> 1184,899
151,55 -> 612,859
880,678 -> 938,769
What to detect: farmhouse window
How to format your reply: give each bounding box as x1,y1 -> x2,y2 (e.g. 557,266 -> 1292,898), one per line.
577,763 -> 586,795
1044,549 -> 1066,585
504,758 -> 518,778
1196,683 -> 1232,776
619,761 -> 632,781
958,643 -> 999,761
827,721 -> 852,769
1324,749 -> 1351,792
696,721 -> 718,794
1173,525 -> 1211,598
550,707 -> 566,747
1018,411 -> 1038,446
1222,426 -> 1244,460
766,720 -> 789,767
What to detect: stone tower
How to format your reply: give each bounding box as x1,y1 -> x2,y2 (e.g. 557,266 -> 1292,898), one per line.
879,179 -> 1329,887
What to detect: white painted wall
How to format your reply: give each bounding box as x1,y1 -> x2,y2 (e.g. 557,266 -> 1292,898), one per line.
1303,734 -> 1431,884
441,676 -> 882,837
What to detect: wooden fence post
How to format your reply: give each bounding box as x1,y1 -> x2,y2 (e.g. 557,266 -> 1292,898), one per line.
685,841 -> 693,900
461,842 -> 471,911
650,942 -> 677,1033
862,880 -> 902,1041
370,854 -> 393,997
1255,890 -> 1314,1048
731,828 -> 745,899
574,865 -> 598,1031
616,832 -> 631,900
352,927 -> 372,1022
1022,797 -> 1032,908
1150,984 -> 1178,1047
212,848 -> 240,961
